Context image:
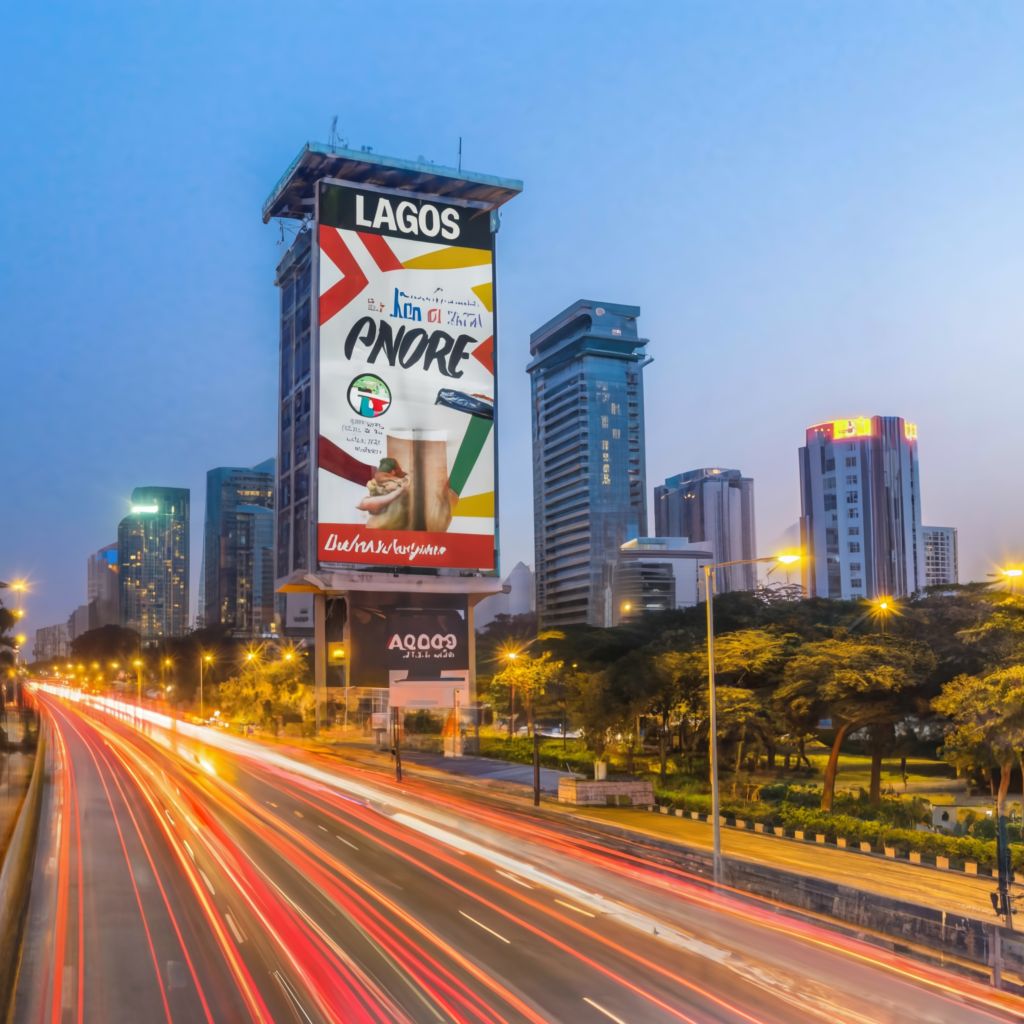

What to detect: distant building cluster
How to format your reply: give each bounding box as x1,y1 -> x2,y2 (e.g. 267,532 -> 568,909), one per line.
528,301 -> 959,627
34,461 -> 277,659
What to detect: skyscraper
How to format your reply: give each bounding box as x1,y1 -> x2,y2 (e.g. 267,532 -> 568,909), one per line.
798,417 -> 924,600
923,525 -> 959,588
654,468 -> 757,592
528,300 -> 649,627
86,542 -> 119,629
202,461 -> 275,637
118,487 -> 190,641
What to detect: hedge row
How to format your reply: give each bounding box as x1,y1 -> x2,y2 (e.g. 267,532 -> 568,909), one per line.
654,791 -> 1024,870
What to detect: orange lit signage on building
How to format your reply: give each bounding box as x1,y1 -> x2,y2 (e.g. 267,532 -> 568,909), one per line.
904,421 -> 918,441
830,418 -> 872,440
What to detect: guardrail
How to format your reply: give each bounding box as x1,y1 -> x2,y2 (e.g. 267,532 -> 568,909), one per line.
0,722 -> 47,1015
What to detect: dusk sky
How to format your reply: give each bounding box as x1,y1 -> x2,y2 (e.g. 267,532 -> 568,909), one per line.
4,1 -> 1023,640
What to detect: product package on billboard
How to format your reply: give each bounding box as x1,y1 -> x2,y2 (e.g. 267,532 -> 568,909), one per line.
316,182 -> 497,571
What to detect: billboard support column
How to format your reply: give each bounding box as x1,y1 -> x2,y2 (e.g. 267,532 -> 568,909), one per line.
314,592 -> 327,734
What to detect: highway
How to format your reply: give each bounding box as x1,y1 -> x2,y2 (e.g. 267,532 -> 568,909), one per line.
12,686 -> 1024,1024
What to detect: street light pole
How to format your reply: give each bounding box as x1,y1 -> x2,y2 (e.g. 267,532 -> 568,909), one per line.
704,551 -> 801,885
703,563 -> 722,883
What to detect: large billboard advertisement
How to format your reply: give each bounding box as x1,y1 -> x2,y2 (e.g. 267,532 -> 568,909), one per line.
348,593 -> 469,706
316,181 -> 496,572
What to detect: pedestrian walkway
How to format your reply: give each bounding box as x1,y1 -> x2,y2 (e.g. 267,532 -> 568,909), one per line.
400,750 -> 571,793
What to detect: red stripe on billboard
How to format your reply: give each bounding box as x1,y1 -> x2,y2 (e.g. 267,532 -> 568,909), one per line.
358,232 -> 404,272
318,226 -> 369,325
318,524 -> 494,570
318,435 -> 375,485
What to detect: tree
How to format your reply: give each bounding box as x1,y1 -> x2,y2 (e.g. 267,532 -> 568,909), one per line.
777,635 -> 935,810
69,625 -> 141,664
492,650 -> 563,736
216,658 -> 313,729
933,667 -> 1024,816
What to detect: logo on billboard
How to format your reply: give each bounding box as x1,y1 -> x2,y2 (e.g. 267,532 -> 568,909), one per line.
347,373 -> 392,418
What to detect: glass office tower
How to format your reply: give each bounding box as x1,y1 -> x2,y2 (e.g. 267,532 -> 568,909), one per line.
528,300 -> 650,627
202,461 -> 275,636
118,486 -> 190,640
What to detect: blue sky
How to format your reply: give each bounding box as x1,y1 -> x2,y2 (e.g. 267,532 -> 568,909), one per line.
4,1 -> 1023,637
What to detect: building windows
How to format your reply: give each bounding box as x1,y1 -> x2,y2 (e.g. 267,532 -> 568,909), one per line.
845,475 -> 858,485
850,577 -> 863,588
849,542 -> 861,553
824,494 -> 837,511
824,477 -> 836,490
850,562 -> 862,571
845,456 -> 857,467
600,415 -> 609,428
846,492 -> 859,504
848,526 -> 860,535
848,508 -> 859,519
825,457 -> 836,472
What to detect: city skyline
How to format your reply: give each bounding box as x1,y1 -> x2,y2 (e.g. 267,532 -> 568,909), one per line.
5,3 -> 1024,637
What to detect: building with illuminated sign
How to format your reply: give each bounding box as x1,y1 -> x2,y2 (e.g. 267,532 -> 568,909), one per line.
798,416 -> 924,600
202,461 -> 275,637
528,300 -> 650,628
654,468 -> 757,592
117,486 -> 190,640
923,525 -> 959,588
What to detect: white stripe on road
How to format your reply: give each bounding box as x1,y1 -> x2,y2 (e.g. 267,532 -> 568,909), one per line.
274,970 -> 314,1024
293,809 -> 304,818
317,824 -> 328,832
336,834 -> 358,850
458,910 -> 511,944
224,910 -> 245,944
183,840 -> 195,861
556,898 -> 596,918
583,997 -> 628,1024
497,869 -> 533,889
198,869 -> 215,895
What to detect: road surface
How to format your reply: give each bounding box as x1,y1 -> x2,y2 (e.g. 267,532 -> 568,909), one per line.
13,686 -> 1024,1024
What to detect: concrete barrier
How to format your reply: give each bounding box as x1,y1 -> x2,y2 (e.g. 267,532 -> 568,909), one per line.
558,777 -> 654,806
0,725 -> 46,1016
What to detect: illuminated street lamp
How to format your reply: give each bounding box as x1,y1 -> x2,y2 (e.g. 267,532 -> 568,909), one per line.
199,652 -> 214,720
705,552 -> 802,884
870,596 -> 898,634
1001,567 -> 1023,594
132,658 -> 144,705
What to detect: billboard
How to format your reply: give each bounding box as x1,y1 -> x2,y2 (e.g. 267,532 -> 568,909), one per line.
316,181 -> 496,572
348,593 -> 469,690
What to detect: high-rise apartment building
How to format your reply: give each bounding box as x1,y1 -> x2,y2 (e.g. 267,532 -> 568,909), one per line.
923,525 -> 959,588
34,623 -> 70,661
86,542 -> 119,629
118,487 -> 190,641
202,461 -> 275,637
799,417 -> 924,600
528,300 -> 649,627
654,468 -> 757,592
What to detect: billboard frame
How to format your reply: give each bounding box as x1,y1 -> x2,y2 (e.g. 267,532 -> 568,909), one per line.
312,176 -> 502,579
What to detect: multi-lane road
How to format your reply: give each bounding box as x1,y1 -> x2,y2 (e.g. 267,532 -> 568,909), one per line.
11,686 -> 1024,1024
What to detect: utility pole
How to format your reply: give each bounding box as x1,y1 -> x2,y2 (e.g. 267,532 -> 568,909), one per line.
533,728 -> 541,807
392,706 -> 403,783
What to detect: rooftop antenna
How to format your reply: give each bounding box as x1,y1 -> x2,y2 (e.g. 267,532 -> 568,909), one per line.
458,136 -> 462,172
277,222 -> 286,246
329,115 -> 339,151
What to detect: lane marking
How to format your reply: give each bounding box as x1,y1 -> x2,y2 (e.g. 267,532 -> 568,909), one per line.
556,898 -> 596,918
583,997 -> 628,1024
183,840 -> 195,861
336,834 -> 359,850
459,910 -> 511,944
317,824 -> 328,832
273,969 -> 315,1024
164,809 -> 175,826
497,869 -> 533,889
198,869 -> 215,896
265,800 -> 278,808
293,809 -> 304,818
224,911 -> 245,944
